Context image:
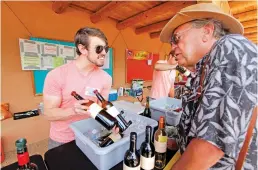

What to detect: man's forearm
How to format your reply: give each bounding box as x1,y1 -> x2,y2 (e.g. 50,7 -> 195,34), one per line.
171,138 -> 224,170
44,107 -> 74,121
155,63 -> 177,71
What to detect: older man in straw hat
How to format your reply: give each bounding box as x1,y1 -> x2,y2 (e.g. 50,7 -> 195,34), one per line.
160,3 -> 257,170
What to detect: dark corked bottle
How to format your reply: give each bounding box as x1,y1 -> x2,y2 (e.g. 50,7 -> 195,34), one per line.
16,138 -> 38,170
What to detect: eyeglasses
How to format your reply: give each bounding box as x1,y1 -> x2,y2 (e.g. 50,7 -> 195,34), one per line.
95,45 -> 109,54
170,27 -> 193,45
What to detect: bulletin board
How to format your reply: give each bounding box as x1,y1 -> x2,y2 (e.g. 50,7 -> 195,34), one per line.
29,37 -> 113,95
126,49 -> 159,83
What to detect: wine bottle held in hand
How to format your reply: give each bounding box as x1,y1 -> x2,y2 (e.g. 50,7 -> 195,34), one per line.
140,126 -> 155,170
71,91 -> 117,131
93,90 -> 132,133
142,97 -> 151,118
16,138 -> 38,170
99,132 -> 123,148
154,116 -> 167,169
123,132 -> 140,170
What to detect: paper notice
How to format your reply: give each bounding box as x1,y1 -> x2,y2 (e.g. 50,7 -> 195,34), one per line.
21,56 -> 41,70
43,44 -> 57,56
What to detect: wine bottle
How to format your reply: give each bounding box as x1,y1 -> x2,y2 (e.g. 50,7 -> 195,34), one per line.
16,138 -> 38,170
71,91 -> 117,131
99,132 -> 123,147
154,116 -> 167,169
176,65 -> 192,88
93,90 -> 132,133
142,97 -> 151,118
123,132 -> 140,170
140,126 -> 155,170
175,65 -> 191,77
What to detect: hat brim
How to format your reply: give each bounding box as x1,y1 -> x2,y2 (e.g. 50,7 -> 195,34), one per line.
160,11 -> 244,43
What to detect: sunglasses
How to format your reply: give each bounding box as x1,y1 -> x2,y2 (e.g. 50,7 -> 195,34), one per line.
95,45 -> 109,54
170,27 -> 193,45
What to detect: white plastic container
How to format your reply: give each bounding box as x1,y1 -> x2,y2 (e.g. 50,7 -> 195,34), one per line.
70,111 -> 158,170
149,97 -> 182,126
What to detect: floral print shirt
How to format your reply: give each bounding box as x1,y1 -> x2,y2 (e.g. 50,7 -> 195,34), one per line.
177,34 -> 257,170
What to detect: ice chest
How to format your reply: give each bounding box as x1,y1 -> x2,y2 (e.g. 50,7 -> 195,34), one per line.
70,111 -> 158,170
150,97 -> 182,126
108,89 -> 118,101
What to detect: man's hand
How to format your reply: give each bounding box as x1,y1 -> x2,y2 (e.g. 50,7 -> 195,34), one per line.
73,100 -> 91,116
112,126 -> 120,134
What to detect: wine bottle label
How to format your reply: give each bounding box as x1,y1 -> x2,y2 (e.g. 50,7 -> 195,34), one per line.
109,133 -> 122,142
107,106 -> 120,117
17,152 -> 29,166
140,155 -> 155,169
184,69 -> 191,77
154,139 -> 167,153
123,163 -> 140,170
88,103 -> 102,119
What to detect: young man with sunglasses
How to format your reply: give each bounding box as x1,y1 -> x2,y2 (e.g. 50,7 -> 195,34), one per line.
160,3 -> 257,170
43,27 -> 113,149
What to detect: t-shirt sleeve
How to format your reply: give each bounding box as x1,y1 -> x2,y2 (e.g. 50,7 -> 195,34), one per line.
189,37 -> 258,158
43,69 -> 63,97
100,75 -> 112,100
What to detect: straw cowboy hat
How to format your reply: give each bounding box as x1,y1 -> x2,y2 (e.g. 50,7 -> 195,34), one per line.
160,3 -> 244,43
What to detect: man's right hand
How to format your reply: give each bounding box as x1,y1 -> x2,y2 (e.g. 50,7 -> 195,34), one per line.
73,100 -> 91,116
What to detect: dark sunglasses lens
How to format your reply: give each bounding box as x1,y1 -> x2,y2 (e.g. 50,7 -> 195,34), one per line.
96,46 -> 103,54
105,46 -> 109,53
96,45 -> 109,54
171,35 -> 177,45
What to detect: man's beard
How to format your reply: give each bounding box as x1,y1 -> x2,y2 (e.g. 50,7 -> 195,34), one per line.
87,55 -> 104,67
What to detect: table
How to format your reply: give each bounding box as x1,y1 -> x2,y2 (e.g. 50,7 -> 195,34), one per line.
44,140 -> 177,170
2,154 -> 47,170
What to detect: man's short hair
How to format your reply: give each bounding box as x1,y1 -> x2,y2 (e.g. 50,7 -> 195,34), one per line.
74,27 -> 108,55
190,18 -> 230,39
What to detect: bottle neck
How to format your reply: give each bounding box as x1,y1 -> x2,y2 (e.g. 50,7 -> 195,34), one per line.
145,130 -> 151,143
129,139 -> 137,152
95,92 -> 106,102
145,98 -> 150,109
74,94 -> 84,100
158,121 -> 165,129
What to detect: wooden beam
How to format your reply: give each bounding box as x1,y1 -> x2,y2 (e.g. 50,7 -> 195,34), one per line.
245,34 -> 257,39
197,0 -> 231,14
69,4 -> 93,14
90,1 -> 127,23
244,32 -> 257,38
150,31 -> 161,39
52,1 -> 71,14
135,20 -> 169,35
242,20 -> 257,29
244,27 -> 258,34
229,1 -> 257,15
234,10 -> 257,22
249,39 -> 257,43
116,1 -> 196,30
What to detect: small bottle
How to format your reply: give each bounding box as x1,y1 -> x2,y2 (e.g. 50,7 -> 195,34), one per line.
16,138 -> 38,170
140,126 -> 155,170
175,65 -> 191,77
99,132 -> 123,148
142,97 -> 151,118
94,90 -> 132,133
154,116 -> 167,169
71,91 -> 117,131
176,65 -> 192,89
123,132 -> 140,170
